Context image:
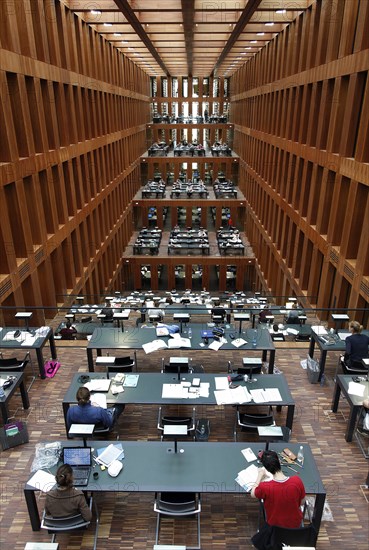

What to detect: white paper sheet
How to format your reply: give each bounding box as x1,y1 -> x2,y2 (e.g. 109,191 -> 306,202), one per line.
27,470 -> 56,492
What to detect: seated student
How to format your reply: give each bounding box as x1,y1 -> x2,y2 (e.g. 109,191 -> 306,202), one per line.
251,450 -> 305,531
101,307 -> 114,321
344,320 -> 369,368
59,321 -> 77,340
45,464 -> 92,520
66,387 -> 124,431
285,302 -> 300,324
357,398 -> 369,437
259,304 -> 272,323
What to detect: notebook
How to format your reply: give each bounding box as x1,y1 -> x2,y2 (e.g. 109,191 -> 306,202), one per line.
62,447 -> 92,486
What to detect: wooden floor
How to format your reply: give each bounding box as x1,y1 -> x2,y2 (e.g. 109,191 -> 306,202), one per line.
0,325 -> 368,549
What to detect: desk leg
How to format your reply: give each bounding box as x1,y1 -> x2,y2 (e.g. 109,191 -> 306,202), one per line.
35,348 -> 45,379
238,320 -> 242,334
0,402 -> 9,424
312,492 -> 325,542
286,404 -> 295,431
252,314 -> 256,329
24,489 -> 41,531
308,337 -> 315,358
63,402 -> 70,437
331,381 -> 341,412
268,350 -> 275,374
19,380 -> 30,410
49,332 -> 57,360
345,406 -> 359,442
318,350 -> 327,382
87,348 -> 94,372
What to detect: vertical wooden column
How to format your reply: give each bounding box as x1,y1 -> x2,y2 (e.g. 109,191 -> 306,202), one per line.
218,265 -> 227,291
185,264 -> 192,289
167,265 -> 176,290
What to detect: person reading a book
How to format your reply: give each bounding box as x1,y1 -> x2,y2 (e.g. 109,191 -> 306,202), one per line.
45,464 -> 92,520
251,450 -> 305,529
66,387 -> 124,431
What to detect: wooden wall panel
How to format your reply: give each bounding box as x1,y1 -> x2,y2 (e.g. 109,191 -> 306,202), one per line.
231,0 -> 369,318
0,0 -> 150,317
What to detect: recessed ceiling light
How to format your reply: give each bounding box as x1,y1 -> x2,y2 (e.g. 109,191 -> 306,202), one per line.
128,47 -> 134,50
114,33 -> 122,36
265,22 -> 274,26
247,47 -> 251,50
241,52 -> 246,55
276,9 -> 286,14
90,10 -> 101,15
122,40 -> 128,44
250,40 -> 257,43
104,23 -> 112,27
257,32 -> 265,36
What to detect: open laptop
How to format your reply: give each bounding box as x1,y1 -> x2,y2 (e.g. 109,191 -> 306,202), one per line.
62,446 -> 92,486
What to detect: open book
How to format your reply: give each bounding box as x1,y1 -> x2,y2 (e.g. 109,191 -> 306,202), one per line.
142,339 -> 168,354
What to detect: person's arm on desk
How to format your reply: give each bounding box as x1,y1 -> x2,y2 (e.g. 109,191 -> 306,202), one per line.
251,467 -> 268,498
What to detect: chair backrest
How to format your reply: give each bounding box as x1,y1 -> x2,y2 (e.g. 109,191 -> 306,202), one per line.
155,492 -> 200,515
41,511 -> 90,531
163,364 -> 190,374
237,365 -> 262,375
0,357 -> 25,369
341,357 -> 368,375
272,523 -> 316,547
238,412 -> 274,427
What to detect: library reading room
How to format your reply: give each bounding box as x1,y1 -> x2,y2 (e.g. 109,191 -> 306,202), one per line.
0,1 -> 368,550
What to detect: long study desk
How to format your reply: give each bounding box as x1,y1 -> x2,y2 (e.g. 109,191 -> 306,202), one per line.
309,329 -> 369,381
0,327 -> 57,379
0,371 -> 29,423
331,374 -> 369,441
62,372 -> 295,434
24,439 -> 325,542
86,326 -> 276,373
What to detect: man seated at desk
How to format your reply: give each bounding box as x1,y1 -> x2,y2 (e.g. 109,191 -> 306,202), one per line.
60,321 -> 77,340
66,387 -> 124,431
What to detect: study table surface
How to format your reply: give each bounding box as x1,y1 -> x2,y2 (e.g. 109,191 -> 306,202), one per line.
309,329 -> 369,381
0,327 -> 57,379
0,371 -> 29,423
331,374 -> 369,441
24,440 -> 325,540
62,372 -> 295,433
86,326 -> 276,373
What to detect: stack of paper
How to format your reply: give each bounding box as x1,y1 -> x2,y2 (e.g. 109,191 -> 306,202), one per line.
312,325 -> 328,335
231,338 -> 247,348
250,388 -> 282,403
214,386 -> 252,405
96,443 -> 124,466
168,336 -> 191,349
348,381 -> 365,397
85,379 -> 111,392
142,339 -> 168,354
27,470 -> 56,492
90,393 -> 107,408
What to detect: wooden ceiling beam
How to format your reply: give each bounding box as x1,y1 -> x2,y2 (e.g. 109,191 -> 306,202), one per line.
181,0 -> 195,77
114,0 -> 171,76
212,0 -> 262,75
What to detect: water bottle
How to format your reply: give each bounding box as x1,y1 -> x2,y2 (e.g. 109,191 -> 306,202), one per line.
252,330 -> 257,348
188,327 -> 192,339
0,385 -> 5,399
297,445 -> 304,465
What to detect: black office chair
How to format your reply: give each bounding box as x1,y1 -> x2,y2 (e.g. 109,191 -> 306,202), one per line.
106,353 -> 137,377
234,406 -> 275,441
157,406 -> 196,440
339,355 -> 368,375
255,500 -> 316,550
161,357 -> 191,374
236,365 -> 263,376
41,496 -> 99,550
0,352 -> 35,391
80,316 -> 93,323
154,492 -> 201,549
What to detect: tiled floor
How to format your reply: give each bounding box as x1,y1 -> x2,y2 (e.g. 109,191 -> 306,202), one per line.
0,335 -> 368,549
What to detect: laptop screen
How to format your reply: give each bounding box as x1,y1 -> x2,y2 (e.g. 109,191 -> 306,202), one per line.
63,447 -> 91,467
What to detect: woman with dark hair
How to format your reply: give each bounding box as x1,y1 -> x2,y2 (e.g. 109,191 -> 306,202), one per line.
251,450 -> 305,529
45,464 -> 92,520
